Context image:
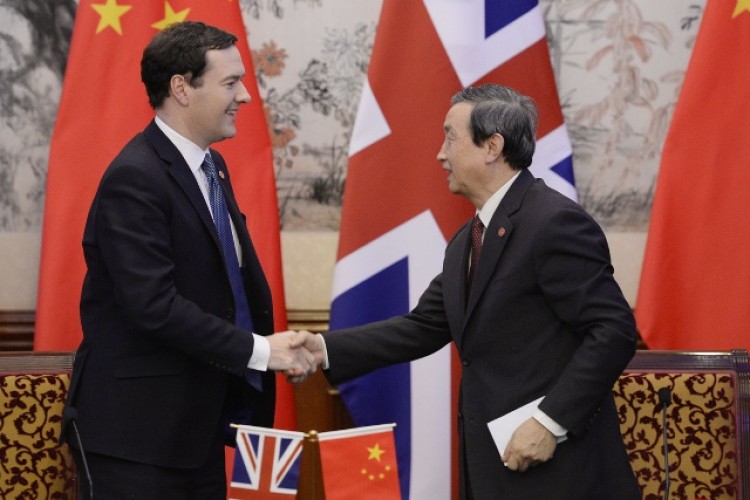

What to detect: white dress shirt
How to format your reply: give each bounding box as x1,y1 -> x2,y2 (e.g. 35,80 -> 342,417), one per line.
154,116 -> 270,371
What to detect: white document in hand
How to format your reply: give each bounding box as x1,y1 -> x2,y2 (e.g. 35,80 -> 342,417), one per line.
487,396 -> 567,456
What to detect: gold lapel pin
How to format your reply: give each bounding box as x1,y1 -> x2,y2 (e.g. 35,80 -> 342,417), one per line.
497,227 -> 506,237
218,171 -> 225,179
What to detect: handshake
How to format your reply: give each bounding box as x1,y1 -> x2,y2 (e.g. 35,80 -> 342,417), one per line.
267,330 -> 326,383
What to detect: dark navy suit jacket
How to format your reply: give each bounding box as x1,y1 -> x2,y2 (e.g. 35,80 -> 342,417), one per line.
63,120 -> 275,468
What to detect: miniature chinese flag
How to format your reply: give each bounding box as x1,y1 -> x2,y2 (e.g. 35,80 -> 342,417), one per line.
318,424 -> 401,499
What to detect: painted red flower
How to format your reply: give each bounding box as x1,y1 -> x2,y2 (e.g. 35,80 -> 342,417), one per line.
253,41 -> 287,77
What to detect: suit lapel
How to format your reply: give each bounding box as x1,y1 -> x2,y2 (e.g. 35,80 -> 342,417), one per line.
464,169 -> 534,321
143,121 -> 220,251
142,121 -> 273,330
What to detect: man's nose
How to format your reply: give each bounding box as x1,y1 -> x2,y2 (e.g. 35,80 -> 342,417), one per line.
436,143 -> 447,162
236,81 -> 251,103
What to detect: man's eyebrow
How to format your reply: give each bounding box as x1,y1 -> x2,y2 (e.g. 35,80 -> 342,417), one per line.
221,72 -> 245,82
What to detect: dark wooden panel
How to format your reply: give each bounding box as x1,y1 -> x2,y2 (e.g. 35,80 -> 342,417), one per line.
0,309 -> 332,351
0,351 -> 74,372
0,310 -> 35,351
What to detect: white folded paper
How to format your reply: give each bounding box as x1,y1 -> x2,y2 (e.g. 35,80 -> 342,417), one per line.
487,396 -> 567,456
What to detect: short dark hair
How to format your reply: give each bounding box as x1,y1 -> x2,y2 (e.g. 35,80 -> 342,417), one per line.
141,21 -> 238,109
450,84 -> 538,170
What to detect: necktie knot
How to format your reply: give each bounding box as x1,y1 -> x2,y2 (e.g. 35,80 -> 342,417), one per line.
472,215 -> 484,241
202,153 -> 217,179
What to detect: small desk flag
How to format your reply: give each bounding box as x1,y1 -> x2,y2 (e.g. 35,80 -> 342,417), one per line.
318,424 -> 401,500
229,426 -> 305,499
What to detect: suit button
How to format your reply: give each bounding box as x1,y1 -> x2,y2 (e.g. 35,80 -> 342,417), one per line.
224,309 -> 234,320
462,358 -> 470,366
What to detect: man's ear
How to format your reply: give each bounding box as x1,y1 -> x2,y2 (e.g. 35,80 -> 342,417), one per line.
170,74 -> 189,106
485,132 -> 504,162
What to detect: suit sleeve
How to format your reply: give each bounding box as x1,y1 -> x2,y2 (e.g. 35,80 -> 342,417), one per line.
324,272 -> 453,385
534,206 -> 637,436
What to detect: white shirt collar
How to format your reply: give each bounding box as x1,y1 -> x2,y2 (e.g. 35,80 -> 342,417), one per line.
154,115 -> 209,175
476,170 -> 522,227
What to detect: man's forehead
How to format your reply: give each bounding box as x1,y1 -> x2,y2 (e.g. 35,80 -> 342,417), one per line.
204,46 -> 245,76
444,102 -> 472,129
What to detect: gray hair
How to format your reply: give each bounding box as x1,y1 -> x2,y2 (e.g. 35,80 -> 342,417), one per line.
450,84 -> 538,169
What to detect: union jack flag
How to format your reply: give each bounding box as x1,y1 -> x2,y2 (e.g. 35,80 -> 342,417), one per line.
228,426 -> 305,499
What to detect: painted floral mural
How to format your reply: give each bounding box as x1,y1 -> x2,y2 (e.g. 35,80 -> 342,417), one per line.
0,0 -> 706,233
240,0 -> 705,231
0,0 -> 76,231
243,2 -> 377,229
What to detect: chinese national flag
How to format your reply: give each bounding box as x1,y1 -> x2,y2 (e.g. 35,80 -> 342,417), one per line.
635,0 -> 750,353
318,424 -> 401,500
35,1 -> 295,426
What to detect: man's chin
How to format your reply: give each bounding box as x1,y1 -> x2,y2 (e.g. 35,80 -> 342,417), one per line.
216,127 -> 237,142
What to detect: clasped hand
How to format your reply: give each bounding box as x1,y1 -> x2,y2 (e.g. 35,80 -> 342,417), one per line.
266,330 -> 326,383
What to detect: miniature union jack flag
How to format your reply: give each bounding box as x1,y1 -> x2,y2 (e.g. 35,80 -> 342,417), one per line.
228,426 -> 305,499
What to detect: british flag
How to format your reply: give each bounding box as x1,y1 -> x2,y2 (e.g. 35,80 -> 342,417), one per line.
331,1 -> 575,499
228,426 -> 305,499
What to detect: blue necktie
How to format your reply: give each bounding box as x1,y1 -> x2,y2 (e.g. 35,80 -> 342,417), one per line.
202,153 -> 262,391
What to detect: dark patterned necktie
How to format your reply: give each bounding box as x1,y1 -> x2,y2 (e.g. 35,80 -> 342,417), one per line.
467,215 -> 484,293
202,153 -> 262,390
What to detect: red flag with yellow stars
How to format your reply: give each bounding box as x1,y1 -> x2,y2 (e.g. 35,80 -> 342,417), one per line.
636,0 -> 750,353
37,1 -> 295,485
36,0 -> 294,425
318,424 -> 401,499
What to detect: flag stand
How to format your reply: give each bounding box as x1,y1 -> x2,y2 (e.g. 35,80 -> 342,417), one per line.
297,430 -> 325,499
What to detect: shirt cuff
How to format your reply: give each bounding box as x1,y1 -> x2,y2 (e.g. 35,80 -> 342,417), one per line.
533,409 -> 568,438
247,334 -> 270,371
319,334 -> 330,370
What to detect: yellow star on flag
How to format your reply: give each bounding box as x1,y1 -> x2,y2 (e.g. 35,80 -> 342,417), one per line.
367,443 -> 385,462
734,0 -> 750,18
91,0 -> 132,35
152,1 -> 191,31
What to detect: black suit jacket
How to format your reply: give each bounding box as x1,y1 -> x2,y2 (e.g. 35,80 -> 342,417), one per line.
324,169 -> 640,499
63,121 -> 275,468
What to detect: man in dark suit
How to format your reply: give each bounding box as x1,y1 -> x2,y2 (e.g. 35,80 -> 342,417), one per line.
61,22 -> 314,498
295,84 -> 640,499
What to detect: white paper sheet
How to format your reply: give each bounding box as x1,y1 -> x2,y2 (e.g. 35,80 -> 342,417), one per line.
487,396 -> 567,456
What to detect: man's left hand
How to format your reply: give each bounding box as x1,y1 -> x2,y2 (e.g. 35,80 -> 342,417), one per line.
502,417 -> 557,472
